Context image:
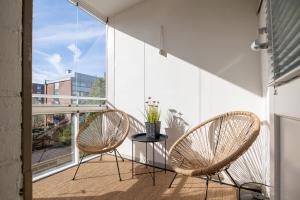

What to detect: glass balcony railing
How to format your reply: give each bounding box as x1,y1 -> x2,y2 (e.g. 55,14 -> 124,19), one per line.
32,113 -> 73,175
32,94 -> 106,106
32,97 -> 106,179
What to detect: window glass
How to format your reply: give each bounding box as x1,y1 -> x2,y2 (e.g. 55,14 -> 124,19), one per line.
32,0 -> 106,106
32,0 -> 106,178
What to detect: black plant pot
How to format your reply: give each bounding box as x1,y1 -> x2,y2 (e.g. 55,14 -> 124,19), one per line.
145,121 -> 161,139
155,121 -> 161,136
145,122 -> 156,139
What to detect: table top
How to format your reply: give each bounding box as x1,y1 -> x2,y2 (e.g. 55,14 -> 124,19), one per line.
131,133 -> 168,142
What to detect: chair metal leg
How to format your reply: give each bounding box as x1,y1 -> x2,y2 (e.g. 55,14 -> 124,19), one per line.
225,168 -> 239,187
152,142 -> 155,186
38,148 -> 47,163
114,149 -> 122,181
164,139 -> 167,173
168,173 -> 178,188
72,154 -> 85,180
132,140 -> 134,178
169,159 -> 184,188
115,149 -> 124,162
204,177 -> 209,200
217,174 -> 222,184
225,169 -> 240,200
99,153 -> 103,161
146,143 -> 148,168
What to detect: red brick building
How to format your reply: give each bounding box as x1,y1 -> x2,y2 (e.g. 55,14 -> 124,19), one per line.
44,70 -> 103,105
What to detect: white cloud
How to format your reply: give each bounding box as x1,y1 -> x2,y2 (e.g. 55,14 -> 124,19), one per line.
34,50 -> 65,77
46,54 -> 65,75
67,43 -> 81,63
33,21 -> 105,47
75,38 -> 106,77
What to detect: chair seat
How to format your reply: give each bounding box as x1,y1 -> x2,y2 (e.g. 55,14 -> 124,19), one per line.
76,110 -> 129,155
72,109 -> 130,182
77,143 -> 116,154
168,111 -> 260,200
169,111 -> 260,177
173,162 -> 229,176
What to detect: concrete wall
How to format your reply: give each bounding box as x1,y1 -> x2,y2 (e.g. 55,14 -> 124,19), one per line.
0,0 -> 23,199
107,0 -> 267,184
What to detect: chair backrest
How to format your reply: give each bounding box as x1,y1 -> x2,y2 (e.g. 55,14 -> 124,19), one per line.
169,111 -> 260,176
76,109 -> 130,154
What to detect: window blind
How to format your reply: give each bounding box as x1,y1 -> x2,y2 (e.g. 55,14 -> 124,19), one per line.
267,0 -> 300,81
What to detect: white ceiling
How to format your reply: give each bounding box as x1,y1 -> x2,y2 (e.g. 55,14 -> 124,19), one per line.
70,0 -> 146,21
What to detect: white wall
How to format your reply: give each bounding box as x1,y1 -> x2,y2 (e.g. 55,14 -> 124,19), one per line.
279,117 -> 300,200
267,80 -> 300,200
259,0 -> 300,199
0,0 -> 23,199
107,0 -> 266,182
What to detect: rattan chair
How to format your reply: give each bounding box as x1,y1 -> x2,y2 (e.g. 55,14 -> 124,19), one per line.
72,109 -> 130,181
168,111 -> 260,199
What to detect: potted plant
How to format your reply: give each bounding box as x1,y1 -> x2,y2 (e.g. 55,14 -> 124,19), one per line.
144,97 -> 161,139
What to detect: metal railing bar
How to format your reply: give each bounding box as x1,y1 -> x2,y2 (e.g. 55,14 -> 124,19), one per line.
32,106 -> 107,115
32,94 -> 106,101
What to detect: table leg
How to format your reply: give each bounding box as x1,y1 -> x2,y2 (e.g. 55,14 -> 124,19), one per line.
165,139 -> 167,173
145,142 -> 148,168
153,142 -> 155,186
132,140 -> 134,178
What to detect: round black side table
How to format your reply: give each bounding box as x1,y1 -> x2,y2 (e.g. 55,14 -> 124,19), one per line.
131,133 -> 168,186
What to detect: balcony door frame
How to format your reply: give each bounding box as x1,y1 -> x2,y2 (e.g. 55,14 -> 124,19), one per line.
22,0 -> 33,199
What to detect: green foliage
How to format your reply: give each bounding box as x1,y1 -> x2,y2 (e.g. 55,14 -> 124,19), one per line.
144,97 -> 161,123
32,115 -> 45,128
58,125 -> 71,146
90,78 -> 105,98
88,78 -> 106,105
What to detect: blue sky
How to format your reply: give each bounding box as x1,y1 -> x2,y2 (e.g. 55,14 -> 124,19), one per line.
32,0 -> 106,83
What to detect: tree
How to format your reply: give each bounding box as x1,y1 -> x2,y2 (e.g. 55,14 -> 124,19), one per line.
58,125 -> 71,146
89,78 -> 105,104
32,115 -> 45,128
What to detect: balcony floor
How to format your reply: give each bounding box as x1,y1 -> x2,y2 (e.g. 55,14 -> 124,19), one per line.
33,155 -> 236,200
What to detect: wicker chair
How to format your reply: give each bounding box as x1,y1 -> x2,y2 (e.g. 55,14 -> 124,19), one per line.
168,111 -> 260,199
72,109 -> 130,181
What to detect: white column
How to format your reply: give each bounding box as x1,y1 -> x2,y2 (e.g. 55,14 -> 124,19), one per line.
72,113 -> 80,163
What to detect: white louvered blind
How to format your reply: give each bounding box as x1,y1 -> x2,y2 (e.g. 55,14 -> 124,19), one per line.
267,0 -> 300,82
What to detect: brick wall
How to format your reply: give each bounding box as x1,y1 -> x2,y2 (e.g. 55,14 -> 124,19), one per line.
59,80 -> 72,105
45,83 -> 54,104
46,80 -> 72,105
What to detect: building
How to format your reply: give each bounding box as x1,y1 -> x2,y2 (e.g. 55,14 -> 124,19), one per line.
32,83 -> 45,104
45,70 -> 105,105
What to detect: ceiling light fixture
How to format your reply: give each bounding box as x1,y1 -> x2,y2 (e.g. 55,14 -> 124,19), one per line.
159,25 -> 167,57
